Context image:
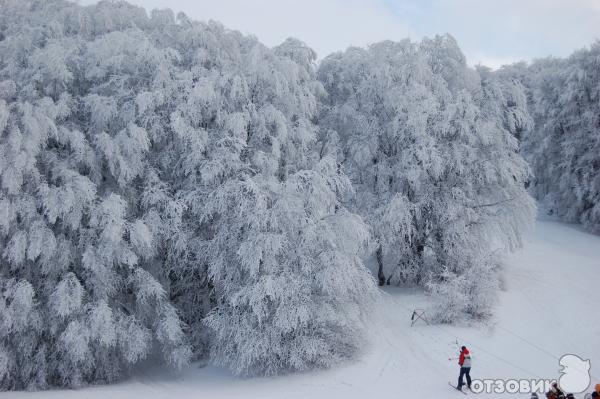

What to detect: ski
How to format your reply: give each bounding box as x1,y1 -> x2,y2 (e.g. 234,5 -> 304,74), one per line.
448,382 -> 468,395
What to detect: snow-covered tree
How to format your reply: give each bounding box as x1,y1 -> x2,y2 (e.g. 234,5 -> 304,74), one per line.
203,160 -> 376,375
0,0 -> 191,389
479,64 -> 534,144
161,32 -> 378,374
498,44 -> 600,233
318,36 -> 535,321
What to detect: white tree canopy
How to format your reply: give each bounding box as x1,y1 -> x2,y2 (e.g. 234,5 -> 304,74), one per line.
318,36 -> 535,321
496,43 -> 600,233
0,0 -> 378,386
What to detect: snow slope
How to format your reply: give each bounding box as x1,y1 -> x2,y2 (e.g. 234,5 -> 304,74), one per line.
6,220 -> 600,398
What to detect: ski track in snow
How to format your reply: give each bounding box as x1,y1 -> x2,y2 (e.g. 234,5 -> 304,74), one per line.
6,220 -> 600,398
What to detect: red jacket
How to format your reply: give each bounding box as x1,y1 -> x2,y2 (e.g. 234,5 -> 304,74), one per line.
459,348 -> 471,367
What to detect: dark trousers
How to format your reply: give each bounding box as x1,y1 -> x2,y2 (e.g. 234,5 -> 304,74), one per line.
458,367 -> 471,389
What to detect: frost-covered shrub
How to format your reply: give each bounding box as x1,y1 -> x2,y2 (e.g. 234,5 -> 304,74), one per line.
427,256 -> 501,323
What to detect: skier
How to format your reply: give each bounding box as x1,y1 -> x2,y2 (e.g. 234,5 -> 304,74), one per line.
457,346 -> 472,391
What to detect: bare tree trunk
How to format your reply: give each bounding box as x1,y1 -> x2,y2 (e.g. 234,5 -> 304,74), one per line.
376,244 -> 385,286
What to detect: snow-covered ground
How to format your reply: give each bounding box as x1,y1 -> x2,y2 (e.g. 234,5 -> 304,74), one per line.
7,220 -> 600,398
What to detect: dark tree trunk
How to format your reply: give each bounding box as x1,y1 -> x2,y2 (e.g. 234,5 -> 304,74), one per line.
376,244 -> 385,286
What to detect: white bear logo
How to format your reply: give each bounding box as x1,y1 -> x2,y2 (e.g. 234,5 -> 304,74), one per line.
558,354 -> 591,393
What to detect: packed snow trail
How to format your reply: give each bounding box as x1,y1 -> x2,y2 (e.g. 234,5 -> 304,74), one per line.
6,220 -> 600,398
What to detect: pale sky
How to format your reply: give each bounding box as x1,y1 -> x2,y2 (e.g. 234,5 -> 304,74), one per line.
79,0 -> 600,69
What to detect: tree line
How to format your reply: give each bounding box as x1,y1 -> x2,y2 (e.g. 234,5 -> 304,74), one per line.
0,0 -> 594,390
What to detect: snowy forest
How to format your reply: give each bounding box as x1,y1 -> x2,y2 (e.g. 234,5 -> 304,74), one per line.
0,0 -> 598,391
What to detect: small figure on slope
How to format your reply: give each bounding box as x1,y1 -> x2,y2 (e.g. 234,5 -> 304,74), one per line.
457,346 -> 472,391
